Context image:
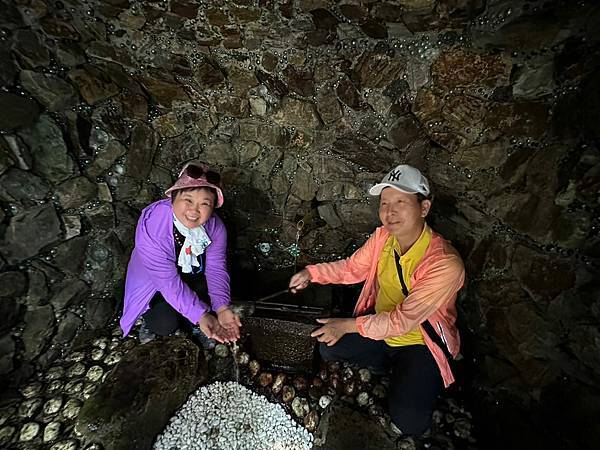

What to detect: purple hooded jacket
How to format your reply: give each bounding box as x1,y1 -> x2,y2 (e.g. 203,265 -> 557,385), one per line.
120,198 -> 230,336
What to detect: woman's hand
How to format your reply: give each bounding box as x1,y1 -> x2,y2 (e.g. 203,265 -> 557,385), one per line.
216,307 -> 241,341
199,313 -> 236,344
289,269 -> 312,293
310,318 -> 357,346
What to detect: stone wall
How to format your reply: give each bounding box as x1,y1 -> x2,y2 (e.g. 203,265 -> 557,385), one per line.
0,0 -> 599,446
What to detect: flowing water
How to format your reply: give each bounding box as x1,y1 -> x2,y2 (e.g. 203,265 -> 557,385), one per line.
231,342 -> 240,383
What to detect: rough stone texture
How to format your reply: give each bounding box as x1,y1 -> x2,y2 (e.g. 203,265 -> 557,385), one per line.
314,403 -> 396,450
76,337 -> 208,450
0,205 -> 62,264
0,1 -> 597,448
20,70 -> 79,112
20,115 -> 76,183
22,305 -> 55,360
55,177 -> 98,209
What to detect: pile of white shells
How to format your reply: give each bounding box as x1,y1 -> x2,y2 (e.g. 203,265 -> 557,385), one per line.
154,381 -> 313,450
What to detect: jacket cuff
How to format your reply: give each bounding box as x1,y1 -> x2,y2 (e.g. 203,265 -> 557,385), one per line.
187,303 -> 209,325
355,316 -> 368,337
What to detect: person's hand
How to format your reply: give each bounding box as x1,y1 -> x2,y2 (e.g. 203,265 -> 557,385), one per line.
199,313 -> 235,344
310,318 -> 357,346
216,307 -> 241,341
289,269 -> 312,293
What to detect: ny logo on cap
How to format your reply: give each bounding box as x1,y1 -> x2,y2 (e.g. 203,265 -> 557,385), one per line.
388,169 -> 402,181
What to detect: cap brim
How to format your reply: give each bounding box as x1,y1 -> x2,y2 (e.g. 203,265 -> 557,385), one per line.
368,183 -> 420,196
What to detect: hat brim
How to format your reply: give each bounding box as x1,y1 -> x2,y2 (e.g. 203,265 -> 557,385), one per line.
368,183 -> 421,196
165,178 -> 224,208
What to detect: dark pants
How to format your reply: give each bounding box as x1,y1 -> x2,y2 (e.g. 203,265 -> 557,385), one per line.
143,269 -> 209,336
320,333 -> 443,435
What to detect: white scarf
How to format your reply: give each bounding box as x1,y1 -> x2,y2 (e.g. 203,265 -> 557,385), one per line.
173,215 -> 212,273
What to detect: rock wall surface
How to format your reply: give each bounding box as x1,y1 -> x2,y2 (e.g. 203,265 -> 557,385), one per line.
0,0 -> 598,447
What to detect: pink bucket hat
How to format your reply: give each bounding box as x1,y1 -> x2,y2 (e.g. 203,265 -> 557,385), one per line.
165,162 -> 224,208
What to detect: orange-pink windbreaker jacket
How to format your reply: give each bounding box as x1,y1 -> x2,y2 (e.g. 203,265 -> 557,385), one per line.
306,225 -> 465,387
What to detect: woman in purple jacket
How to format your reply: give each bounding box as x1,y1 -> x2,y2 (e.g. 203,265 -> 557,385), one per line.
120,163 -> 240,343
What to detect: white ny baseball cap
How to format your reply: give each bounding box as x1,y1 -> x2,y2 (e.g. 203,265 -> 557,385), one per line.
369,164 -> 430,197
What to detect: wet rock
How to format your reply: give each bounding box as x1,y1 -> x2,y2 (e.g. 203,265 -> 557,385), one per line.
19,421 -> 40,441
55,312 -> 83,344
0,41 -> 17,87
0,92 -> 40,131
87,140 -> 127,178
138,75 -> 189,107
355,53 -> 405,89
283,66 -> 314,97
0,270 -> 27,298
316,403 -> 396,449
22,305 -> 55,359
431,48 -> 511,90
20,114 -> 76,183
291,167 -> 318,201
127,122 -> 159,181
84,296 -> 116,329
55,177 -> 98,209
152,112 -> 185,138
227,65 -> 259,94
52,236 -> 89,275
50,439 -> 78,450
336,78 -> 361,110
0,335 -> 15,375
512,245 -> 575,302
20,70 -> 79,112
214,95 -> 248,118
43,396 -> 64,415
0,204 -> 62,264
62,214 -> 82,240
12,29 -> 50,67
273,97 -> 321,130
76,337 -> 208,450
56,42 -> 87,67
0,167 -> 51,203
316,92 -> 343,124
68,65 -> 120,105
0,425 -> 15,445
43,421 -> 61,443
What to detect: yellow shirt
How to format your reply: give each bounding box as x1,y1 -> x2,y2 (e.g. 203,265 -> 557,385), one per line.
375,225 -> 432,346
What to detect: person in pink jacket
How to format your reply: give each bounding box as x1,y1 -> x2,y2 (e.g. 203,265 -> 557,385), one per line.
289,164 -> 465,435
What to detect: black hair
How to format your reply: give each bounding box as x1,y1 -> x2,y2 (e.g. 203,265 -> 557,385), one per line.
416,193 -> 433,203
172,186 -> 217,206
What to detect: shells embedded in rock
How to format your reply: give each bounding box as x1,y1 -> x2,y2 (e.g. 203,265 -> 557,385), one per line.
91,348 -> 105,361
358,368 -> 371,383
293,375 -> 307,392
318,368 -> 328,381
343,379 -> 356,396
64,380 -> 83,396
86,365 -> 104,382
65,352 -> 85,362
104,351 -> 122,366
329,373 -> 341,392
372,384 -> 386,399
47,380 -> 64,394
66,362 -> 86,378
248,360 -> 260,377
272,373 -> 286,394
311,376 -> 323,387
62,398 -> 82,420
368,404 -> 384,417
50,439 -> 79,450
20,382 -> 42,399
43,421 -> 61,443
0,426 -> 15,444
291,396 -> 310,418
258,372 -> 273,387
318,395 -> 332,409
18,398 -> 43,418
45,366 -> 65,381
356,391 -> 371,407
234,351 -> 250,365
92,337 -> 109,349
214,344 -> 229,358
19,422 -> 40,441
282,385 -> 296,403
341,366 -> 354,382
303,409 -> 319,432
43,397 -> 63,415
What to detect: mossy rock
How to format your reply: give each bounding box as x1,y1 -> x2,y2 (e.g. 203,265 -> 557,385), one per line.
76,337 -> 208,450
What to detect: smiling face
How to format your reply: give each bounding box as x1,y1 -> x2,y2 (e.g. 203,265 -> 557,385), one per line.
378,187 -> 431,241
172,188 -> 216,229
